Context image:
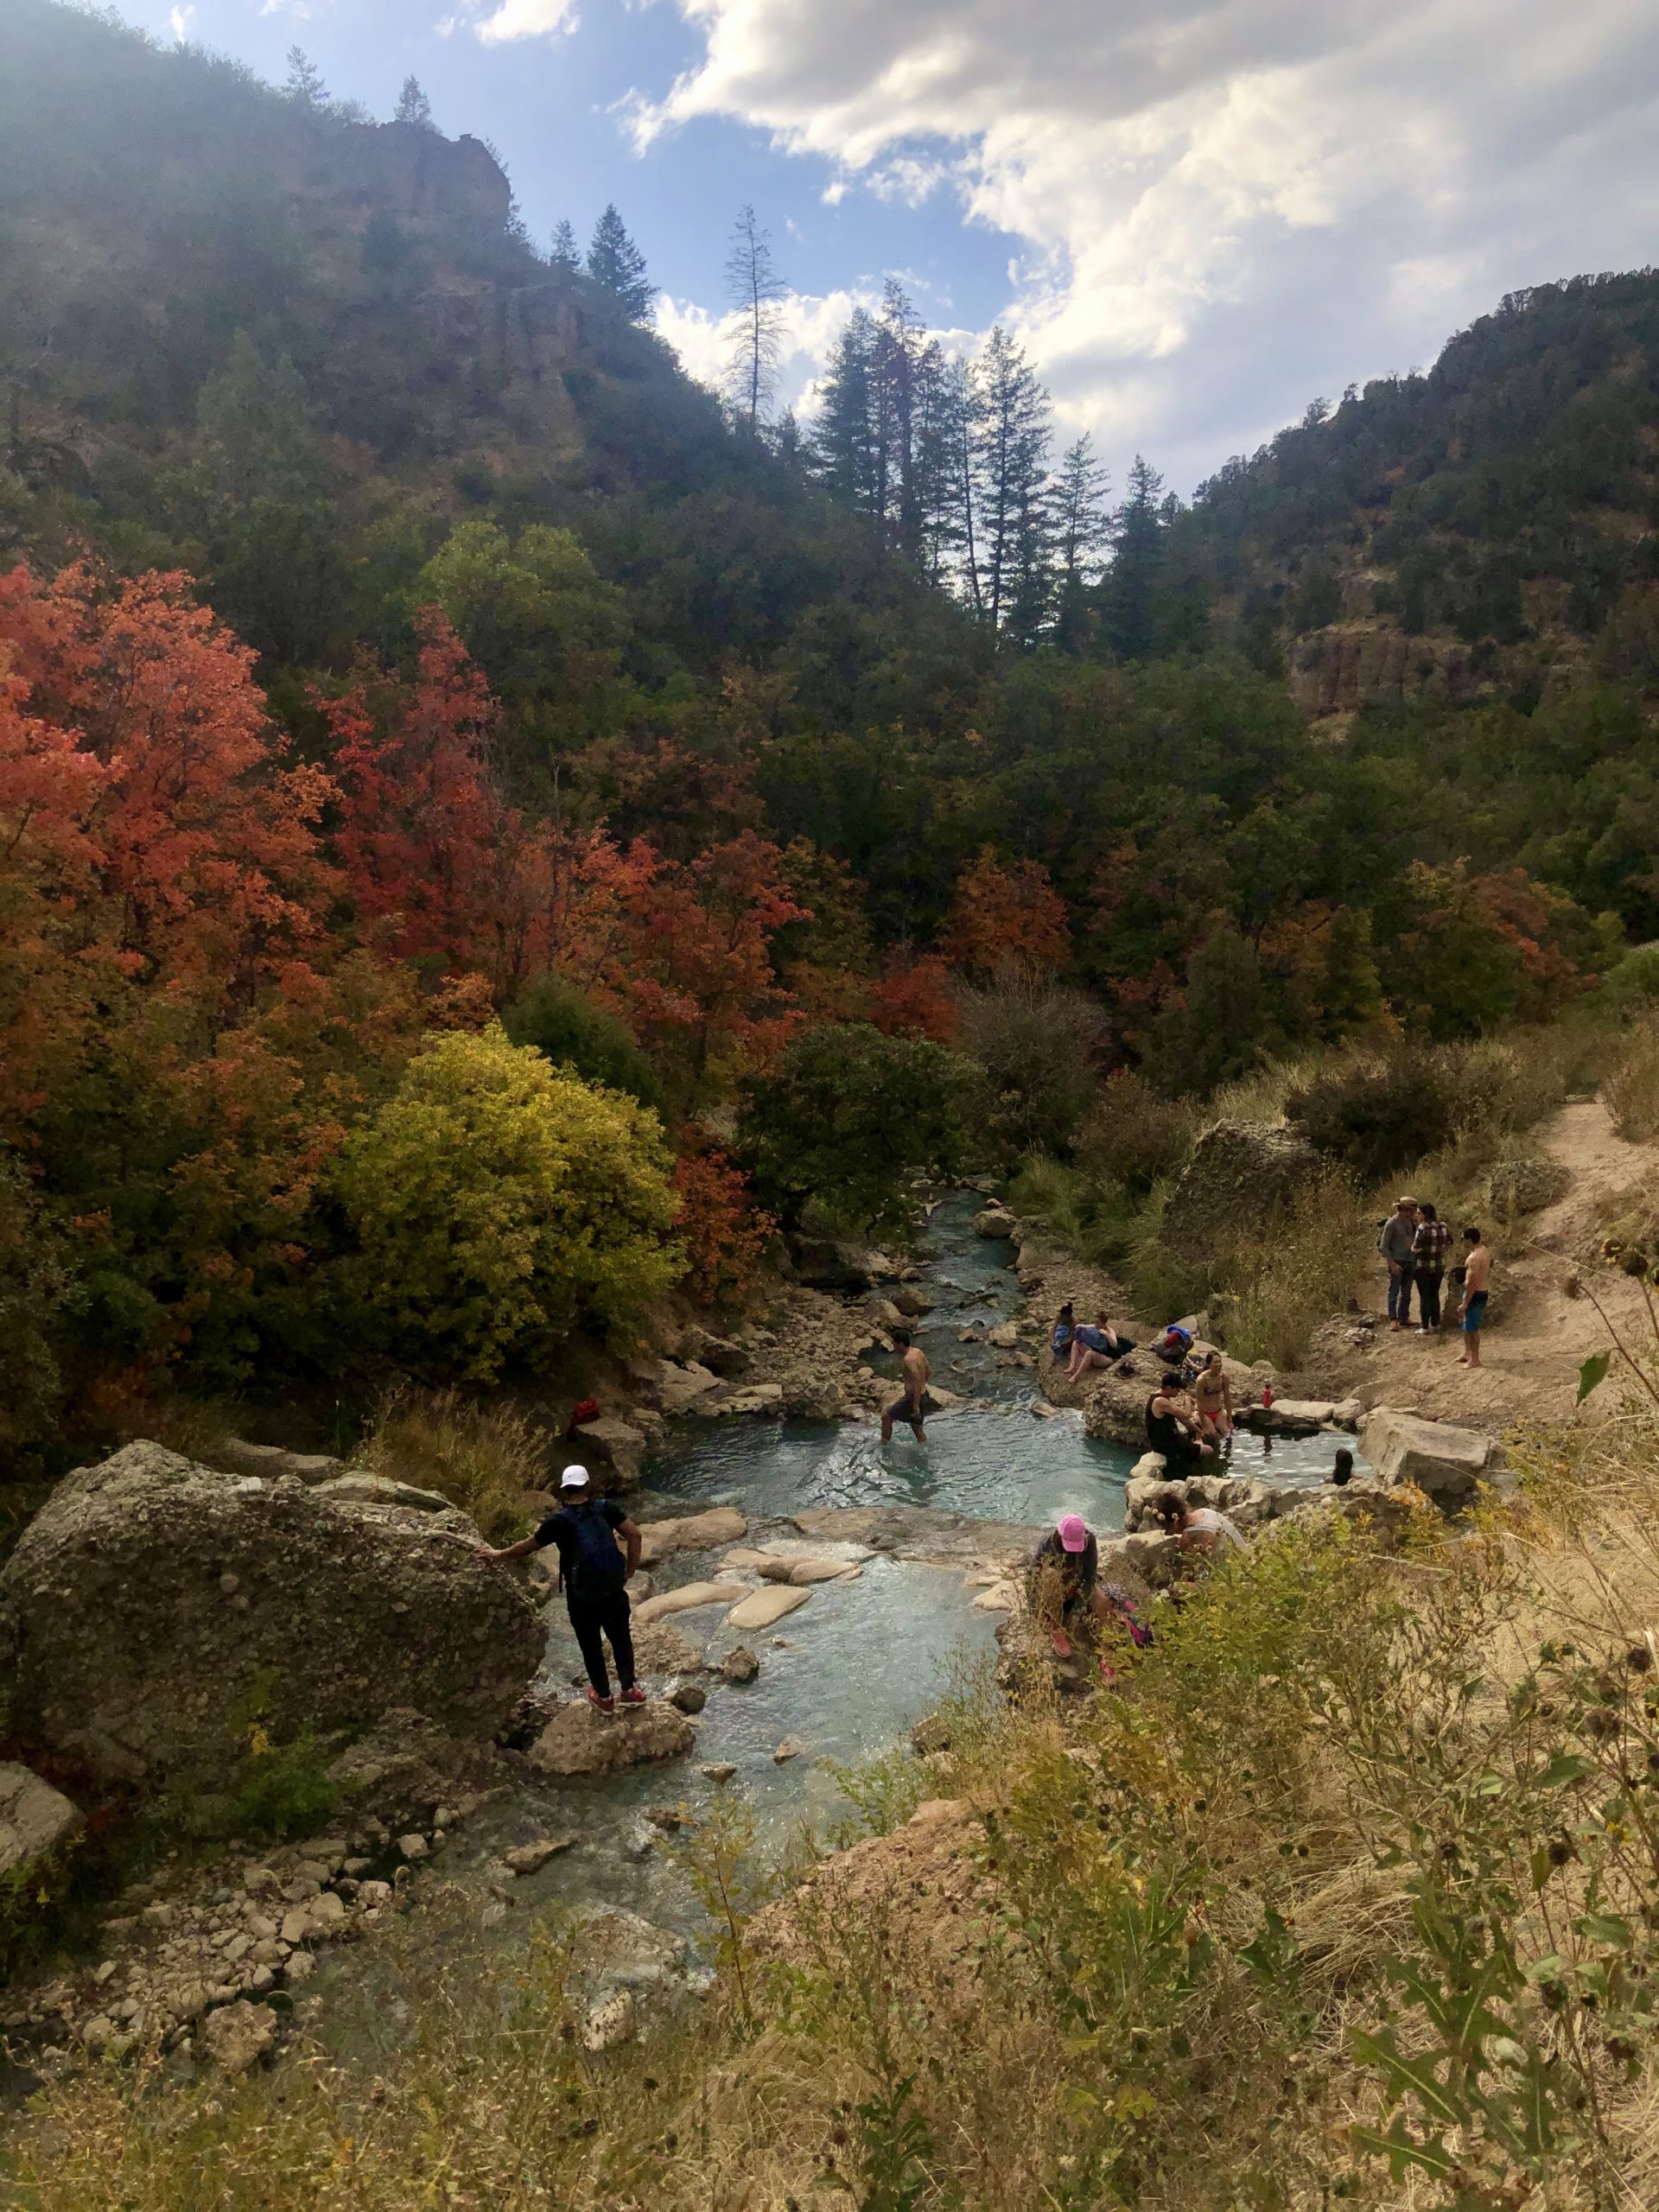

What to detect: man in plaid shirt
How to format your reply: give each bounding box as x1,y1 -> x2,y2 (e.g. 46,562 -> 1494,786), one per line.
1411,1201 -> 1451,1332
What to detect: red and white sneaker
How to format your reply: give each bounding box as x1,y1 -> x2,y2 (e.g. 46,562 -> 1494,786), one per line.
619,1685 -> 648,1707
586,1686 -> 615,1715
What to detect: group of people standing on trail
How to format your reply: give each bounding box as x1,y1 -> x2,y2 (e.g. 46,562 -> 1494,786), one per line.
1378,1198 -> 1493,1366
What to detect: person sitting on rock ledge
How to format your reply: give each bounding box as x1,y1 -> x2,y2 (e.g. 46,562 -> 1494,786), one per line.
1065,1311 -> 1136,1382
1051,1301 -> 1076,1358
1146,1374 -> 1216,1467
1329,1446 -> 1355,1487
477,1465 -> 644,1716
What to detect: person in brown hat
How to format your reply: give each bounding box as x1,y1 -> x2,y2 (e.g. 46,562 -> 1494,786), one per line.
1378,1196 -> 1421,1331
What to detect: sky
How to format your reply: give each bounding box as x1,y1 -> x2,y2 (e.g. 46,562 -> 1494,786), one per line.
118,0 -> 1659,499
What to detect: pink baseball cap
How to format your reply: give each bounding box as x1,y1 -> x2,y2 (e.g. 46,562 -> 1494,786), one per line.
1058,1513 -> 1088,1553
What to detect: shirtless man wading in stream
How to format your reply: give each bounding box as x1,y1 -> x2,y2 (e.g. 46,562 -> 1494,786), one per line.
881,1327 -> 931,1443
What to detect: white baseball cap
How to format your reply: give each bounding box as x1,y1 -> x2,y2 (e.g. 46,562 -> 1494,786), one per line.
560,1464 -> 591,1489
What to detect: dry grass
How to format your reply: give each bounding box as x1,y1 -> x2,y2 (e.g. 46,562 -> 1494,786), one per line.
1605,1017 -> 1659,1143
359,1386 -> 550,1543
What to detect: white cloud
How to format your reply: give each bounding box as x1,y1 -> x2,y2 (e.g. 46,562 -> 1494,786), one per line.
655,283 -> 906,413
167,2 -> 195,35
449,0 -> 580,42
632,0 -> 1659,488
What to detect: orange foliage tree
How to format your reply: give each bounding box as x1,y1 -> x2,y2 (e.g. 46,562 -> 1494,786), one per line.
945,847 -> 1071,977
671,1139 -> 776,1306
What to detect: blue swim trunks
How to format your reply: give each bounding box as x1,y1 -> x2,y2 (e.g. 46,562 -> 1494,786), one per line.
1463,1290 -> 1488,1334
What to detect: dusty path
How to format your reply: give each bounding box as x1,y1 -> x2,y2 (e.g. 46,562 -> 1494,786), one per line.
1306,1100 -> 1659,1432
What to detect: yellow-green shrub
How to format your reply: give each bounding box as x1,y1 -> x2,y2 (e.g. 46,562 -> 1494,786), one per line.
333,1024 -> 682,1381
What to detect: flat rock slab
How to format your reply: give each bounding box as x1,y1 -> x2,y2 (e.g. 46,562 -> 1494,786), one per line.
788,1560 -> 862,1586
1359,1408 -> 1504,1507
632,1580 -> 749,1624
526,1699 -> 696,1778
637,1508 -> 748,1567
629,1618 -> 706,1675
727,1585 -> 811,1630
0,1762 -> 81,1876
314,1473 -> 452,1512
791,1504 -> 1042,1570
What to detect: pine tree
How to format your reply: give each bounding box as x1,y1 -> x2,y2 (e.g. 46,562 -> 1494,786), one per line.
973,327 -> 1052,641
283,46 -> 328,110
1102,454 -> 1167,662
724,205 -> 786,429
550,219 -> 581,273
393,75 -> 434,130
1050,434 -> 1110,653
586,206 -> 653,321
811,309 -> 880,517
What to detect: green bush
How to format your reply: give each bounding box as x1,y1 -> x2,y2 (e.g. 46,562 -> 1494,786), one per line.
1287,1052 -> 1455,1181
0,1151 -> 74,1458
1073,1071 -> 1199,1195
503,971 -> 664,1112
954,973 -> 1105,1156
738,1024 -> 982,1239
334,1024 -> 683,1381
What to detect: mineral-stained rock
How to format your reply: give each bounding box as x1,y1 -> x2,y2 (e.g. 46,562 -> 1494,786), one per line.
582,1987 -> 638,2051
632,1580 -> 748,1625
890,1284 -> 935,1318
629,1619 -> 706,1675
669,1681 -> 707,1714
212,1439 -> 344,1485
701,1763 -> 738,1783
1358,1408 -> 1506,1508
636,1508 -> 748,1567
526,1700 -> 696,1779
200,1999 -> 276,2073
654,1362 -> 726,1417
772,1737 -> 804,1763
504,1834 -> 575,1876
718,1645 -> 759,1683
0,1763 -> 81,1877
726,1585 -> 810,1630
0,1443 -> 543,1787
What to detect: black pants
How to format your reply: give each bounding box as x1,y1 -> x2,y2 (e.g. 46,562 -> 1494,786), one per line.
1416,1268 -> 1444,1330
566,1586 -> 635,1699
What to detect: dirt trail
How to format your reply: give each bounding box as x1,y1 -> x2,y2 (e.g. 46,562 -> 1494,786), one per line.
1309,1100 -> 1659,1433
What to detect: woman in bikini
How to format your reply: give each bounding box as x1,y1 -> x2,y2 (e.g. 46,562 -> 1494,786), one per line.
1192,1351 -> 1233,1448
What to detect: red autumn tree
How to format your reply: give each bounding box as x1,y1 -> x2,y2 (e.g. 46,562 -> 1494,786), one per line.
868,950 -> 960,1043
620,831 -> 807,1100
671,1139 -> 776,1306
946,846 -> 1071,977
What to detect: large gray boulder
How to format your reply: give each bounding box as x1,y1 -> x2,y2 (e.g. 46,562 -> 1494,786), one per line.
0,1442 -> 544,1788
1166,1119 -> 1319,1260
1359,1408 -> 1506,1509
0,1762 -> 81,1875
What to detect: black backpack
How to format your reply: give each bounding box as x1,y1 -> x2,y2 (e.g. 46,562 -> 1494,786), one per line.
564,1499 -> 626,1597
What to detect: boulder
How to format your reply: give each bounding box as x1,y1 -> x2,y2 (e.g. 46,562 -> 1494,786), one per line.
636,1507 -> 748,1567
972,1206 -> 1018,1239
631,1580 -> 748,1625
573,1414 -> 648,1489
211,1439 -> 344,1485
717,1382 -> 785,1417
890,1285 -> 935,1318
1166,1120 -> 1319,1261
200,1999 -> 276,2073
987,1323 -> 1020,1349
719,1645 -> 759,1683
727,1585 -> 811,1630
1358,1409 -> 1506,1509
526,1699 -> 696,1779
787,1236 -> 876,1292
1236,1398 -> 1335,1437
0,1762 -> 81,1877
788,1560 -> 861,1586
655,1363 -> 726,1417
581,1988 -> 639,2052
324,1707 -> 472,1820
772,1737 -> 804,1763
1082,1365 -> 1157,1447
0,1443 -> 543,1787
670,1681 -> 707,1713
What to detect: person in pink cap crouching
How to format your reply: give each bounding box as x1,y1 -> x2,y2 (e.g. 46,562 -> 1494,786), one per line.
1029,1511 -> 1111,1660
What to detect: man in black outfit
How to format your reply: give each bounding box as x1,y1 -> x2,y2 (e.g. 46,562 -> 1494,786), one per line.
477,1464 -> 644,1714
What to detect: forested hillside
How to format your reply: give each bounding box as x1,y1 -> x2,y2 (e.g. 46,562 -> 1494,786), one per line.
3,0 -> 1658,1469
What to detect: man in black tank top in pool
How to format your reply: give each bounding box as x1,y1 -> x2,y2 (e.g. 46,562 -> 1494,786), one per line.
1146,1372 -> 1215,1466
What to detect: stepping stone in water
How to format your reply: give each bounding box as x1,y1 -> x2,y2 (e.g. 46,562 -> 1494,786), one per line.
632,1581 -> 748,1624
727,1584 -> 811,1630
